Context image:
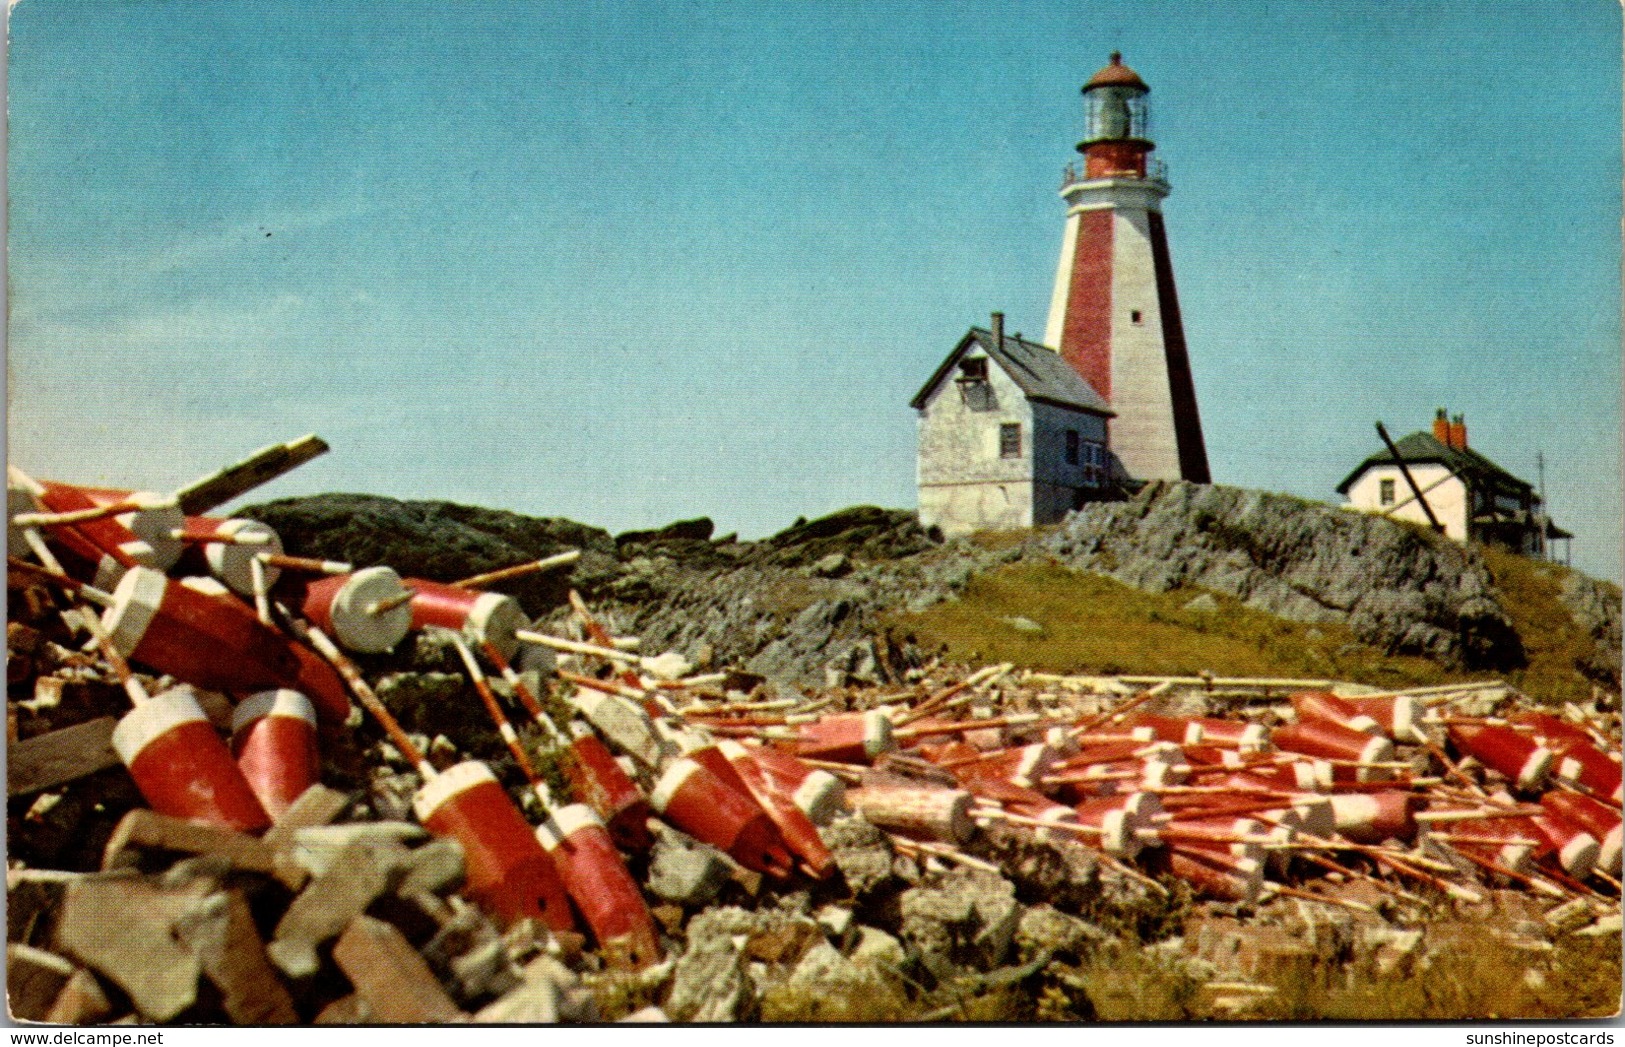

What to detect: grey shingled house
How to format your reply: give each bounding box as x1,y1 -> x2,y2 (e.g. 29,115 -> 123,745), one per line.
911,315 -> 1117,537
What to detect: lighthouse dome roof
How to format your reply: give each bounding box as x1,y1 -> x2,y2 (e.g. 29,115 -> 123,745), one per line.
1085,52 -> 1149,92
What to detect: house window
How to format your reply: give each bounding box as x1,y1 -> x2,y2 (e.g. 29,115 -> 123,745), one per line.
1082,440 -> 1107,485
1379,478 -> 1395,506
999,423 -> 1022,459
958,357 -> 988,381
1065,429 -> 1080,465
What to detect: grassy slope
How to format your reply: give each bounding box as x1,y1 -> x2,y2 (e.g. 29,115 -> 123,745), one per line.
887,548 -> 1615,703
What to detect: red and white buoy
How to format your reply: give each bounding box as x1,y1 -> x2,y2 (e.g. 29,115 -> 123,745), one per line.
649,757 -> 796,877
1163,847 -> 1264,904
535,805 -> 663,969
1342,695 -> 1422,742
716,740 -> 837,879
402,578 -> 528,661
1541,790 -> 1622,875
742,743 -> 848,825
173,516 -> 283,598
1548,742 -> 1623,804
477,640 -> 655,852
32,481 -> 185,576
787,710 -> 895,764
100,568 -> 302,694
1289,691 -> 1382,736
300,567 -> 414,654
230,689 -> 321,820
1327,791 -> 1418,844
1272,718 -> 1394,783
413,761 -> 577,931
1073,792 -> 1162,858
1447,723 -> 1554,793
112,687 -> 272,834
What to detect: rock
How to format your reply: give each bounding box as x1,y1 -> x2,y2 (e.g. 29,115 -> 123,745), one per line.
820,814 -> 895,897
849,926 -> 907,970
898,869 -> 1022,977
619,1005 -> 670,1022
100,809 -> 277,878
447,938 -> 521,1005
1042,482 -> 1524,671
665,939 -> 752,1023
261,784 -> 354,851
273,839 -> 414,949
44,968 -> 113,1024
332,915 -> 466,1024
815,904 -> 857,951
639,651 -> 693,681
786,940 -> 867,993
237,493 -> 611,617
7,943 -> 77,1022
1015,904 -> 1108,961
54,876 -> 215,1021
812,553 -> 851,579
1182,593 -> 1220,614
174,890 -> 297,1024
1002,616 -> 1046,635
286,822 -> 427,877
397,837 -> 467,896
645,828 -> 730,906
473,964 -> 559,1024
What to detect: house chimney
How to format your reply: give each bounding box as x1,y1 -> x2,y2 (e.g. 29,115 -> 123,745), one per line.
1432,408 -> 1451,446
1450,414 -> 1467,450
991,312 -> 1005,350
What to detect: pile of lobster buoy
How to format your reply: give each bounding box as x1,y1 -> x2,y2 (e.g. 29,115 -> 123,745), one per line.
7,450 -> 1622,999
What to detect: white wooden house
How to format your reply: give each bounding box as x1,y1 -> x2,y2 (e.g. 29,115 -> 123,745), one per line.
1337,409 -> 1569,559
911,315 -> 1116,537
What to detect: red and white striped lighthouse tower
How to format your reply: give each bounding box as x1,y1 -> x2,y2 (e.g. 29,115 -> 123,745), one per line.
1044,53 -> 1210,484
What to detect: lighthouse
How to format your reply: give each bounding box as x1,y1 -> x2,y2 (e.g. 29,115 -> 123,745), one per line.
1043,53 -> 1210,484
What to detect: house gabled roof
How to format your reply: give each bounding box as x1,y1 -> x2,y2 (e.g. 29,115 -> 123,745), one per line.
910,327 -> 1113,415
1335,430 -> 1533,496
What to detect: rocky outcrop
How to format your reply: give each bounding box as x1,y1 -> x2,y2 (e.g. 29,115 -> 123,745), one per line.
1557,572 -> 1623,691
238,494 -> 618,615
1040,482 -> 1525,670
239,484 -> 1604,684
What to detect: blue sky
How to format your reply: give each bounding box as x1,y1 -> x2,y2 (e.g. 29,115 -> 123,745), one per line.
8,1 -> 1621,582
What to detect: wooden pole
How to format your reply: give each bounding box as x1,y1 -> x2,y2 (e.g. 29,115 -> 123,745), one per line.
172,434 -> 330,516
298,623 -> 433,778
451,551 -> 580,590
1375,421 -> 1445,534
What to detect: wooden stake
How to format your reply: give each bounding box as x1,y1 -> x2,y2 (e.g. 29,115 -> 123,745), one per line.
1068,682 -> 1173,737
451,551 -> 581,590
255,553 -> 352,574
518,630 -> 642,665
171,434 -> 329,517
297,622 -> 432,777
451,634 -> 553,808
12,500 -> 160,528
74,606 -> 148,707
5,556 -> 114,608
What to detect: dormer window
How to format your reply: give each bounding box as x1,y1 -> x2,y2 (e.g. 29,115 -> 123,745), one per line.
957,357 -> 988,381
956,356 -> 995,411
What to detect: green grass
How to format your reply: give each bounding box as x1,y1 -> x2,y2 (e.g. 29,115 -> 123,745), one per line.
1481,546 -> 1618,705
888,562 -> 1469,688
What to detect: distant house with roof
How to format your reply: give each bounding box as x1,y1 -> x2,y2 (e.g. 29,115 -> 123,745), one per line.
1337,409 -> 1570,560
911,314 -> 1119,536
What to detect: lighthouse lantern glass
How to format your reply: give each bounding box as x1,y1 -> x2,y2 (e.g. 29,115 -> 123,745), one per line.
1085,86 -> 1149,143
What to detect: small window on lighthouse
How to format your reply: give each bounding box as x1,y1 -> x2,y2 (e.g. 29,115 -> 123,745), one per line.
1130,310 -> 1143,325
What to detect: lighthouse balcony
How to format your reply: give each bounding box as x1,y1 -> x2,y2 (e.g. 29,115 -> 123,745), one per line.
1061,157 -> 1167,189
